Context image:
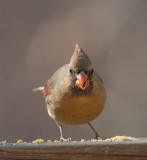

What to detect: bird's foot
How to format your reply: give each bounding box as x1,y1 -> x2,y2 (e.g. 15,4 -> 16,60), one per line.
95,137 -> 103,140
95,134 -> 103,140
60,137 -> 72,142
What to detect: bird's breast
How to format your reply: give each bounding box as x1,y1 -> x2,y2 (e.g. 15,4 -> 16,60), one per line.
47,91 -> 105,125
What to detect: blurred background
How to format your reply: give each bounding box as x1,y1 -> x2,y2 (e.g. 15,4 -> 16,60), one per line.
0,0 -> 147,142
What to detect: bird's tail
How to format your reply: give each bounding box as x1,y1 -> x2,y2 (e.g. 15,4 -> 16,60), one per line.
32,86 -> 44,92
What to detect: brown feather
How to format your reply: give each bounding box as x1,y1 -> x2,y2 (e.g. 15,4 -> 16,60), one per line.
69,44 -> 92,71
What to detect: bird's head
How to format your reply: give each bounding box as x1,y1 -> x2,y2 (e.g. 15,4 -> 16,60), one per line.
69,44 -> 94,95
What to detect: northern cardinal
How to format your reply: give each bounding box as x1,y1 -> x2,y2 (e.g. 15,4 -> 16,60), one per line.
33,44 -> 106,141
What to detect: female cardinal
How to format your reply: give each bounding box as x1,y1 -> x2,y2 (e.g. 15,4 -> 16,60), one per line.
33,44 -> 106,141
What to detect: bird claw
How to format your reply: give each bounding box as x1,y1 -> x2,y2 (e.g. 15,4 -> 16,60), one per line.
60,137 -> 72,142
95,137 -> 103,141
95,135 -> 101,139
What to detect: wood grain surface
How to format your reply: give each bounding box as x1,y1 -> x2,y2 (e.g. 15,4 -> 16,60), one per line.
0,140 -> 147,160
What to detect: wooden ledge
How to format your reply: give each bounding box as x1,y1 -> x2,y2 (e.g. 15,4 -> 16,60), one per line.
0,140 -> 147,160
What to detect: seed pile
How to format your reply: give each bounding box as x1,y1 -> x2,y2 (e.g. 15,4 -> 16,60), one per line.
0,136 -> 138,145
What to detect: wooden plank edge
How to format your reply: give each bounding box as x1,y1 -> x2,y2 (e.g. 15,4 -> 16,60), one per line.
0,140 -> 147,160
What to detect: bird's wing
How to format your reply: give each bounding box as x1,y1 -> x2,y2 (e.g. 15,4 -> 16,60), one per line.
44,64 -> 69,104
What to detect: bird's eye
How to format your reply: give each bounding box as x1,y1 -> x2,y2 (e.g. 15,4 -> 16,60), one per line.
77,70 -> 81,74
91,69 -> 93,74
69,69 -> 73,74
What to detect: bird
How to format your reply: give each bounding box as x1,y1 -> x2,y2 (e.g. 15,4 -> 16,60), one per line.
33,44 -> 106,141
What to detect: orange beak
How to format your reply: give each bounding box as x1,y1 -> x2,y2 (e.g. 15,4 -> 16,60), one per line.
75,71 -> 90,90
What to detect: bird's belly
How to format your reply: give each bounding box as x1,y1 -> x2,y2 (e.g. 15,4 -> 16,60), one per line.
48,95 -> 105,126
